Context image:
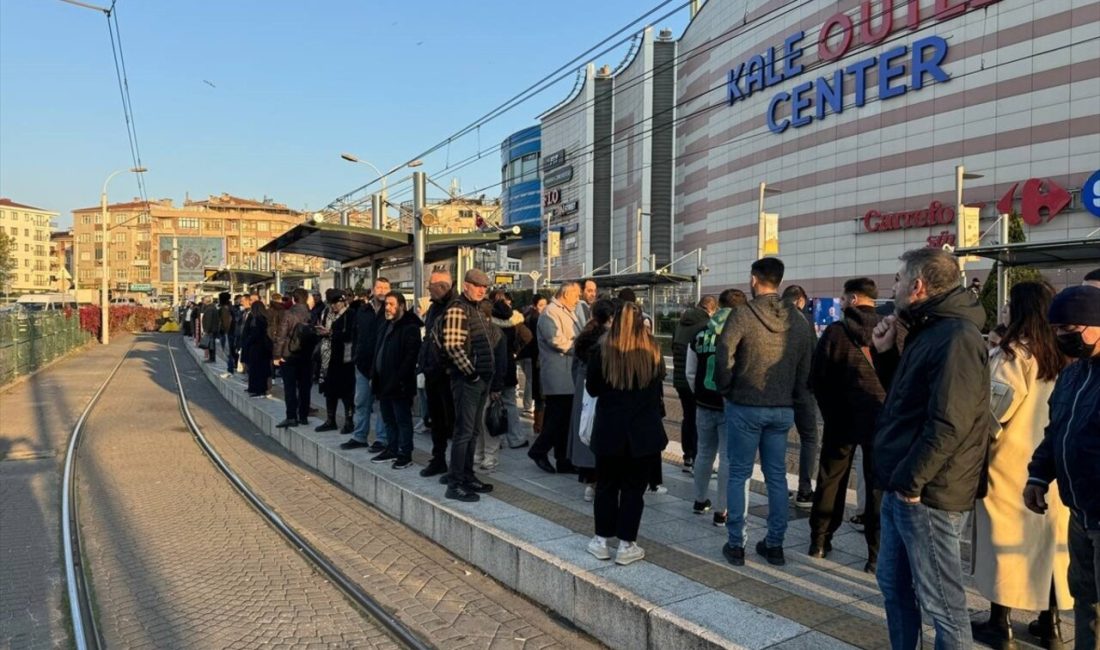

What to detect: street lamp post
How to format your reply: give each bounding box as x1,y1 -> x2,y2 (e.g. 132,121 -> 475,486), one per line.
340,153 -> 388,230
100,166 -> 146,344
954,165 -> 984,284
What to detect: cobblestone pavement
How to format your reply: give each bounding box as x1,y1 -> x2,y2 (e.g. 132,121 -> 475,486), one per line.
0,337 -> 132,650
175,339 -> 603,650
75,338 -> 397,649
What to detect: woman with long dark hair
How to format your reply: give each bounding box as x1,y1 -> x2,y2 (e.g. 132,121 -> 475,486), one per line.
568,299 -> 615,501
315,289 -> 356,433
240,299 -> 272,397
972,281 -> 1070,649
584,302 -> 667,565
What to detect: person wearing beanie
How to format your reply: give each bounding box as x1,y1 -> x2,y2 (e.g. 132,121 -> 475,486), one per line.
1026,284 -> 1100,650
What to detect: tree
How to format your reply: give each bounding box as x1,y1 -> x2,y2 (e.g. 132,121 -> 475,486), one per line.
978,212 -> 1042,330
0,231 -> 15,293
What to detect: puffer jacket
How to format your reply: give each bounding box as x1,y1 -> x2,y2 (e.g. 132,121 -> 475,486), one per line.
811,305 -> 886,444
490,301 -> 524,388
672,307 -> 712,390
1027,356 -> 1100,530
872,287 -> 996,511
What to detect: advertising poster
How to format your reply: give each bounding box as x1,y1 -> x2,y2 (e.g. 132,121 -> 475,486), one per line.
158,236 -> 226,283
813,297 -> 842,337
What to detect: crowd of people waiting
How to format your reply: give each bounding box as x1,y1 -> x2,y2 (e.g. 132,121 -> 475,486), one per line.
180,253 -> 1100,650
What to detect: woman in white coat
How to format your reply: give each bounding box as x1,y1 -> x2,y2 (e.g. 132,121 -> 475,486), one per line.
972,282 -> 1071,650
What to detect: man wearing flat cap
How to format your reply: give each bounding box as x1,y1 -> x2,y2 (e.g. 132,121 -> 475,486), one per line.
438,268 -> 497,502
1025,284 -> 1100,650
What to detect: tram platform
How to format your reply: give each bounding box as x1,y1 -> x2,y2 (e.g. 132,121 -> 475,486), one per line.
188,337 -> 1077,650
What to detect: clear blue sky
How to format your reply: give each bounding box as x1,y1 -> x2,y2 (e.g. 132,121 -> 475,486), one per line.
0,0 -> 690,228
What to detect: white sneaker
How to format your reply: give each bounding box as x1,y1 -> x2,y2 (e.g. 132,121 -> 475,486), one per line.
587,536 -> 611,560
584,485 -> 595,502
647,485 -> 668,495
615,543 -> 645,565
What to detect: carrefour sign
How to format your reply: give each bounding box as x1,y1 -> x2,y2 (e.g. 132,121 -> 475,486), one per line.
728,0 -> 1003,134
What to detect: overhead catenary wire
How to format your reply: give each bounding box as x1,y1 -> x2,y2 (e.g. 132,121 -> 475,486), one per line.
103,2 -> 149,206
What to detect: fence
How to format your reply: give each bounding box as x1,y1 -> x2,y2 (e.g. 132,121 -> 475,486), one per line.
0,311 -> 91,386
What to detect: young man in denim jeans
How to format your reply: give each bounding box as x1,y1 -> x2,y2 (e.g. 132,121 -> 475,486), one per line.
871,248 -> 993,649
715,258 -> 815,567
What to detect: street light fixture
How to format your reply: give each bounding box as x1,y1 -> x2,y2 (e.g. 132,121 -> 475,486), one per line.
100,166 -> 146,345
955,165 -> 985,283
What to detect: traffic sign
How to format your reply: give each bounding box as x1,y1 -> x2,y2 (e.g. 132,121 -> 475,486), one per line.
494,273 -> 514,285
1083,169 -> 1100,218
528,270 -> 542,282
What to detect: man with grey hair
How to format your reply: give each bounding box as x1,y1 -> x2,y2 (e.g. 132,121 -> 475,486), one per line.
529,280 -> 582,474
870,247 -> 994,649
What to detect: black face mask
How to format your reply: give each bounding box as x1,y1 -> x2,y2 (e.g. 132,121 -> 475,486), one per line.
1055,331 -> 1096,359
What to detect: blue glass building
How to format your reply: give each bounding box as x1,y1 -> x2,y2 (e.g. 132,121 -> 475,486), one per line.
500,125 -> 541,251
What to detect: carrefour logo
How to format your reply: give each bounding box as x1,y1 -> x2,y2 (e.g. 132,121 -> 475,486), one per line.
727,0 -> 1003,134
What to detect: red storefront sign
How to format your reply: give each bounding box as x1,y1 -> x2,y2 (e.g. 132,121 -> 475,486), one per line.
863,200 -> 956,233
996,178 -> 1071,226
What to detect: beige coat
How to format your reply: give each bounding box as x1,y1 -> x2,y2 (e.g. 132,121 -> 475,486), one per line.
973,343 -> 1071,610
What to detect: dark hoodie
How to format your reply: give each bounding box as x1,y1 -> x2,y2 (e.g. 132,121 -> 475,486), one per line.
371,309 -> 424,400
811,305 -> 885,443
490,301 -> 524,388
672,307 -> 712,390
872,287 -> 995,511
715,293 -> 816,421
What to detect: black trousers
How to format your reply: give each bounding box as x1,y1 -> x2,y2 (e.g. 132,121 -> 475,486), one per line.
675,385 -> 697,461
447,376 -> 490,487
325,391 -> 354,423
247,354 -> 271,395
809,433 -> 880,559
530,394 -> 573,464
594,453 -> 657,542
282,357 -> 313,422
425,372 -> 455,466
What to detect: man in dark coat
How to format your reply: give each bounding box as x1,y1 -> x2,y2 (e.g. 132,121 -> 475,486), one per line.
272,288 -> 316,428
672,296 -> 717,473
341,278 -> 390,450
199,297 -> 221,363
1026,284 -> 1100,650
418,268 -> 457,477
807,277 -> 885,572
871,248 -> 994,650
369,291 -> 422,470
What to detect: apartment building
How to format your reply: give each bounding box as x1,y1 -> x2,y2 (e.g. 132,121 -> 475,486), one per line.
50,229 -> 74,292
0,198 -> 58,294
71,193 -> 319,300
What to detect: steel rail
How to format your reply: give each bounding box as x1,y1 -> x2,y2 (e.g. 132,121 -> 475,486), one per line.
62,344 -> 134,650
165,342 -> 432,650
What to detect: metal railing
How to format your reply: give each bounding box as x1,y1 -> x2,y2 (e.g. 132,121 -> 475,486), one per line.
0,311 -> 90,386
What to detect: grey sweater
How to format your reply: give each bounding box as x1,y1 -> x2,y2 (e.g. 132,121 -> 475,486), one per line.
714,294 -> 815,427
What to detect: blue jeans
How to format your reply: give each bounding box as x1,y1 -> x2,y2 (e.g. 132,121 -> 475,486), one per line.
725,403 -> 793,548
693,406 -> 727,512
500,386 -> 524,448
877,492 -> 971,650
379,397 -> 414,459
350,368 -> 387,444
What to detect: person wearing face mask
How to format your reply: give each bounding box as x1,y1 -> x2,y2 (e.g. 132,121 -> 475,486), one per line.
870,248 -> 995,650
1026,284 -> 1100,650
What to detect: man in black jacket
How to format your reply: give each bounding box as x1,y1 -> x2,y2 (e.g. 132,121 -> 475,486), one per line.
418,268 -> 457,477
341,278 -> 391,451
672,297 -> 717,473
807,277 -> 885,572
369,291 -> 422,470
1025,284 -> 1100,650
870,248 -> 994,650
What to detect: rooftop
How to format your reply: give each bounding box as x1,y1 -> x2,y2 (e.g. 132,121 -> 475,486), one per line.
0,198 -> 52,212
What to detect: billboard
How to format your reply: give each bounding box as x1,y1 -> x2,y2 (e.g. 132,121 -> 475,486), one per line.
158,237 -> 226,283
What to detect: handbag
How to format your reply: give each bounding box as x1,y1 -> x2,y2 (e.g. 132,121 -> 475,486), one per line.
485,395 -> 509,437
199,333 -> 214,350
578,382 -> 597,446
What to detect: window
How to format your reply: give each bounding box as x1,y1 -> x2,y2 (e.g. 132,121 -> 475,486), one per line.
158,218 -> 173,229
0,226 -> 4,234
112,232 -> 126,244
520,153 -> 539,182
114,214 -> 128,225
24,228 -> 29,237
228,253 -> 239,265
256,221 -> 269,231
136,231 -> 149,242
35,245 -> 45,256
24,243 -> 30,252
240,221 -> 255,231
178,218 -> 200,229
116,250 -> 127,261
115,269 -> 127,280
227,236 -> 238,248
78,233 -> 91,243
94,233 -> 102,243
81,215 -> 93,225
35,274 -> 45,285
241,237 -> 255,249
137,213 -> 150,224
136,268 -> 150,281
24,274 -> 29,282
204,219 -> 222,231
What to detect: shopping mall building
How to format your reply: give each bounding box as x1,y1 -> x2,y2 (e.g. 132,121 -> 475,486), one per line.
510,0 -> 1100,297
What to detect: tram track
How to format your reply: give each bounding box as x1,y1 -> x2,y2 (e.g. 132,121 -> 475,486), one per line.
61,338 -> 431,650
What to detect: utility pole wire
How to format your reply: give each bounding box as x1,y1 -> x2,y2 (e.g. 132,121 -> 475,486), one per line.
57,0 -> 108,14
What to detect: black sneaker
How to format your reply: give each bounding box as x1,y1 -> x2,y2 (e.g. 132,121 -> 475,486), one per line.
392,457 -> 413,470
722,543 -> 745,566
275,418 -> 298,428
368,441 -> 386,453
339,438 -> 371,450
756,540 -> 786,566
808,539 -> 832,559
465,479 -> 494,494
298,416 -> 309,426
693,499 -> 712,514
371,450 -> 397,464
682,457 -> 694,474
848,514 -> 866,532
314,420 -> 338,432
713,511 -> 728,526
419,462 -> 447,478
445,485 -> 480,502
794,491 -> 814,509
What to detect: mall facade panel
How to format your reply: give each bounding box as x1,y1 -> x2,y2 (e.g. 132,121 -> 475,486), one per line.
537,0 -> 1100,295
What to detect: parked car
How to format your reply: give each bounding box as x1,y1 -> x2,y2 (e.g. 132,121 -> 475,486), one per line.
16,293 -> 78,312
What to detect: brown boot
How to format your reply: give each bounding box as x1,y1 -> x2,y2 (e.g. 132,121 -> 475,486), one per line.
533,406 -> 544,435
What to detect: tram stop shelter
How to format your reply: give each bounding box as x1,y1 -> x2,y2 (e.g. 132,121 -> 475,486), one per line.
955,236 -> 1100,312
